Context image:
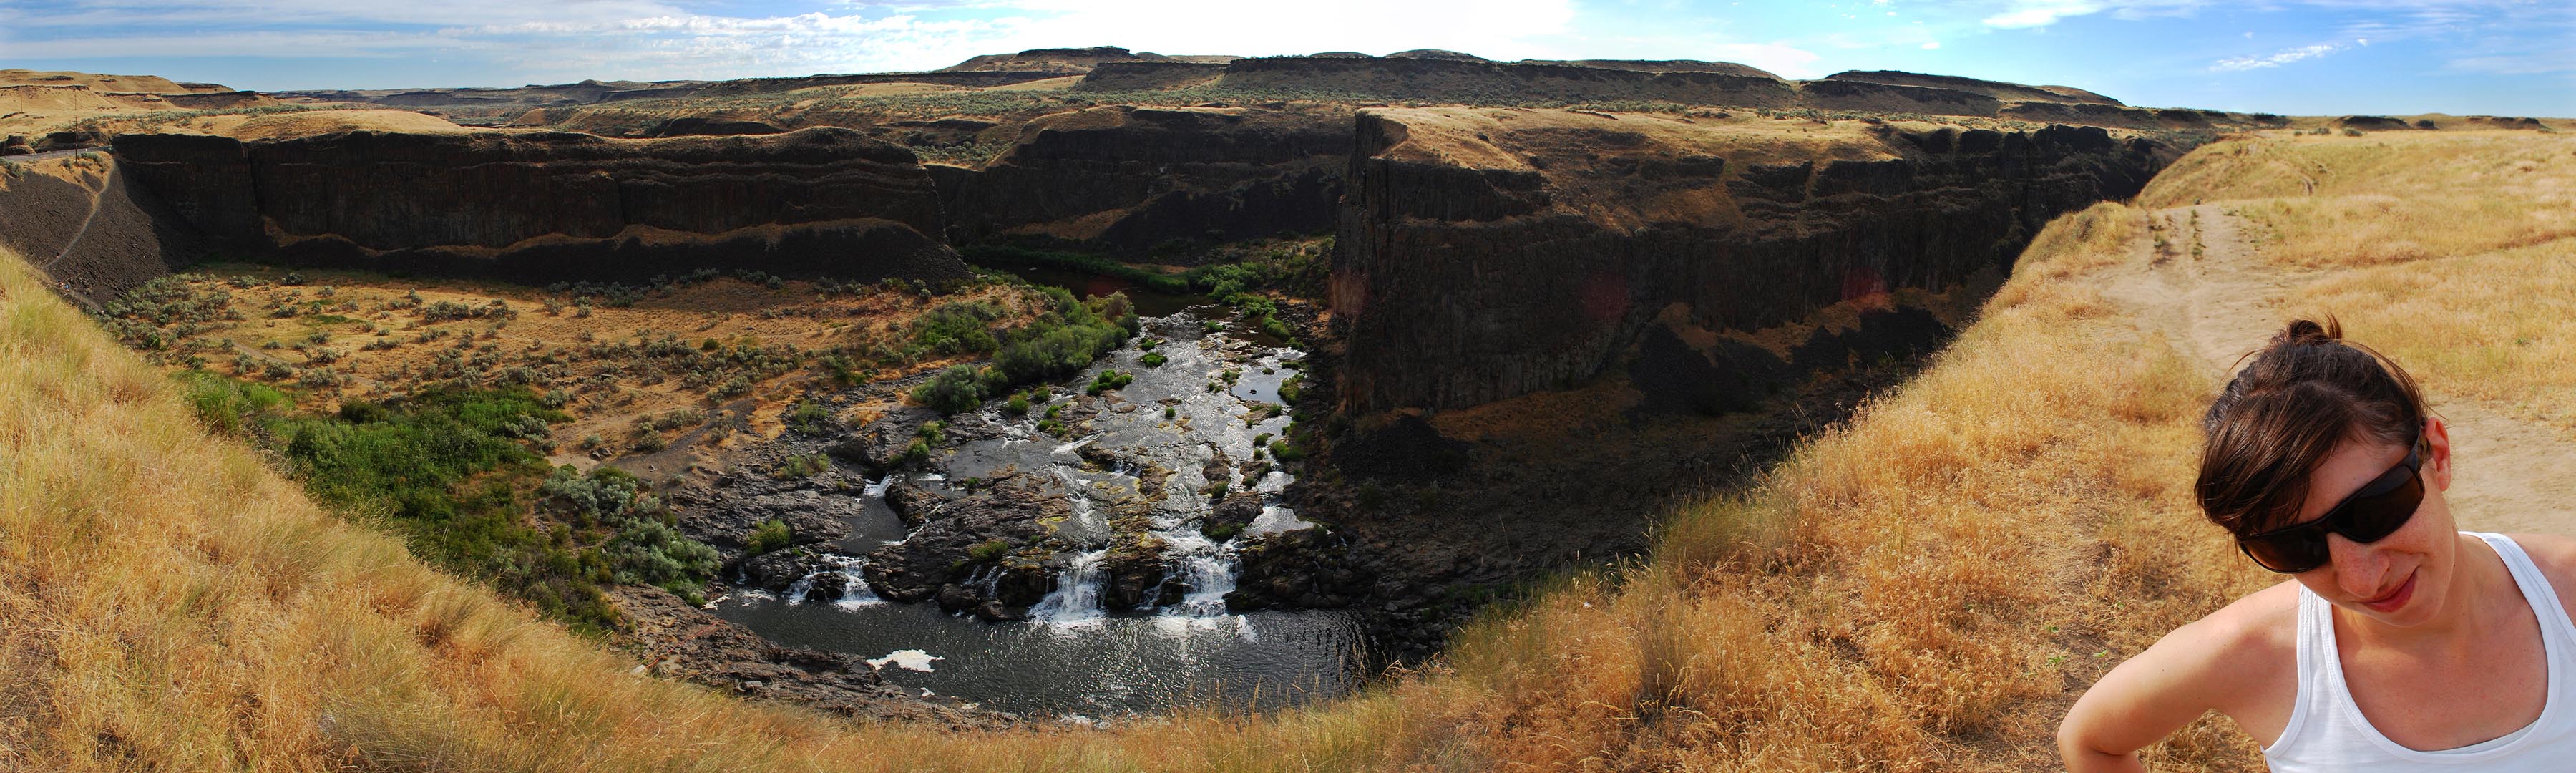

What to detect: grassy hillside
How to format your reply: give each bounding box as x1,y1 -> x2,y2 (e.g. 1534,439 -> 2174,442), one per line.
4,128 -> 2568,769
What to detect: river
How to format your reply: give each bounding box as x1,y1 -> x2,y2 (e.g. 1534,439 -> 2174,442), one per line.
713,301 -> 1365,721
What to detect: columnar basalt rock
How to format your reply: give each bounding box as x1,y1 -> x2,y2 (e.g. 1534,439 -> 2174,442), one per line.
1332,108 -> 2175,414
112,126 -> 972,281
935,105 -> 1351,257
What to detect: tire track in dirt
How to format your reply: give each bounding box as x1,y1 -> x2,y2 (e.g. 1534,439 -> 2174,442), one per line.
2102,204 -> 2576,535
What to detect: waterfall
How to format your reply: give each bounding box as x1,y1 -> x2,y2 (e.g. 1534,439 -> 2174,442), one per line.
1157,530 -> 1237,618
833,556 -> 884,608
783,571 -> 819,606
1030,549 -> 1109,626
863,475 -> 893,497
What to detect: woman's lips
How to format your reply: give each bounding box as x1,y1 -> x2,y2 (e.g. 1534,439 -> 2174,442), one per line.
2362,570 -> 2419,613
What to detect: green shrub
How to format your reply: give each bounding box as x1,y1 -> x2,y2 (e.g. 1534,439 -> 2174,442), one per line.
787,399 -> 832,434
772,453 -> 829,480
1141,352 -> 1168,368
746,519 -> 793,556
175,371 -> 291,435
708,374 -> 753,400
911,364 -> 990,413
1087,369 -> 1135,396
1004,393 -> 1031,416
910,301 -> 1007,355
1269,440 -> 1307,462
967,540 -> 1010,562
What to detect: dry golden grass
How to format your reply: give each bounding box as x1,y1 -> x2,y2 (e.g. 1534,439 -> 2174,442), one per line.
113,264 -> 1035,457
14,131 -> 2574,770
2141,130 -> 2576,268
2147,131 -> 2576,435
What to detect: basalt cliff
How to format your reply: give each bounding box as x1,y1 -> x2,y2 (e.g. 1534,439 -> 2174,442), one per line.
109,122 -> 970,282
931,105 -> 1352,258
1331,108 -> 2175,414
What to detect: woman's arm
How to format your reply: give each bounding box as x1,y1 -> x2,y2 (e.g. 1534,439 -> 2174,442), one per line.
2058,610 -> 2286,772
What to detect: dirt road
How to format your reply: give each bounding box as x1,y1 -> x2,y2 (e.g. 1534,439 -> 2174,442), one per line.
2100,204 -> 2576,535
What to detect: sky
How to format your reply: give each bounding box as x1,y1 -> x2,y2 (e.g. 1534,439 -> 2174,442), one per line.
0,0 -> 2569,115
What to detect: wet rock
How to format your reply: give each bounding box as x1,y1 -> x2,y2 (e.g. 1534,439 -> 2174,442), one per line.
994,560 -> 1053,609
1104,533 -> 1174,609
882,480 -> 946,528
669,475 -> 857,553
801,571 -> 848,603
833,406 -> 940,471
863,479 -> 1063,611
738,550 -> 812,591
1203,492 -> 1262,540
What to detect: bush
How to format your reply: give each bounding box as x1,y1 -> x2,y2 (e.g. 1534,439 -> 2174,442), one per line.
1141,352 -> 1168,368
910,301 -> 1007,355
746,520 -> 793,556
175,371 -> 291,435
708,374 -> 752,400
1004,392 -> 1031,416
772,453 -> 829,480
910,364 -> 990,413
605,520 -> 721,592
787,399 -> 833,434
967,539 -> 1010,562
1087,369 -> 1135,395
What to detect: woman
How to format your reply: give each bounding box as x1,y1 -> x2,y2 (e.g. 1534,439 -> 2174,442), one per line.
2059,319 -> 2576,770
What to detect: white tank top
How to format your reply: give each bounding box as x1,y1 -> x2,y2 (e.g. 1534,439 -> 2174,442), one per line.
2263,533 -> 2576,770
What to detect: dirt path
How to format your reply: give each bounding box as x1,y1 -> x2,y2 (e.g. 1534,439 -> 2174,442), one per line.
2100,204 -> 2576,535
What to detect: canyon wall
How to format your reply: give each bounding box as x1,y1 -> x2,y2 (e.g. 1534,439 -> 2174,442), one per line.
934,105 -> 1350,258
1332,108 -> 2175,413
0,156 -> 196,303
113,125 -> 971,281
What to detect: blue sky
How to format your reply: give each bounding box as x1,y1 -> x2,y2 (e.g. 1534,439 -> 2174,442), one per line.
1,1 -> 2567,115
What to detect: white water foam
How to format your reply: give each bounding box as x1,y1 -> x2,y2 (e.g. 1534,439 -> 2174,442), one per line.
867,649 -> 945,672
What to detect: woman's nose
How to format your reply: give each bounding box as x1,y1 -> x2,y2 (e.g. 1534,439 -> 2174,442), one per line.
2327,533 -> 2390,596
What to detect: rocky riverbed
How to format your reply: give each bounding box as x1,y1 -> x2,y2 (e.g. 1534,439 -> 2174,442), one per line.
658,308 -> 1372,718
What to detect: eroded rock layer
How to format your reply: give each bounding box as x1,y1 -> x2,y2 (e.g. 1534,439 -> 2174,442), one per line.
935,105 -> 1352,258
112,127 -> 971,281
1332,107 -> 2175,413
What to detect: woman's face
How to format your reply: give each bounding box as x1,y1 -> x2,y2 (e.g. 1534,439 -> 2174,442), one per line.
2290,418 -> 2456,627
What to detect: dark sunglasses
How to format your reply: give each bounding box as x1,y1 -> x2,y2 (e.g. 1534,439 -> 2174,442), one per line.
2237,435 -> 2429,573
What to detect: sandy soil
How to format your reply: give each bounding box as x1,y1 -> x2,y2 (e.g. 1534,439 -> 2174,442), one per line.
2100,203 -> 2576,535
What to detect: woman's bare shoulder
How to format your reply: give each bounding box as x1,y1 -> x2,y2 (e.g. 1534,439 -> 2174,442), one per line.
2501,533 -> 2576,613
2175,579 -> 2303,666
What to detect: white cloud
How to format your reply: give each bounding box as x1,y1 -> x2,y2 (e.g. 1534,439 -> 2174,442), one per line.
1981,0 -> 2105,28
2210,42 -> 2346,71
1921,40 -> 1941,49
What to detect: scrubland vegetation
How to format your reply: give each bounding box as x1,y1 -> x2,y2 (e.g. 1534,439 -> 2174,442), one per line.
4,130 -> 2570,769
907,287 -> 1138,413
96,265 -> 1049,454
